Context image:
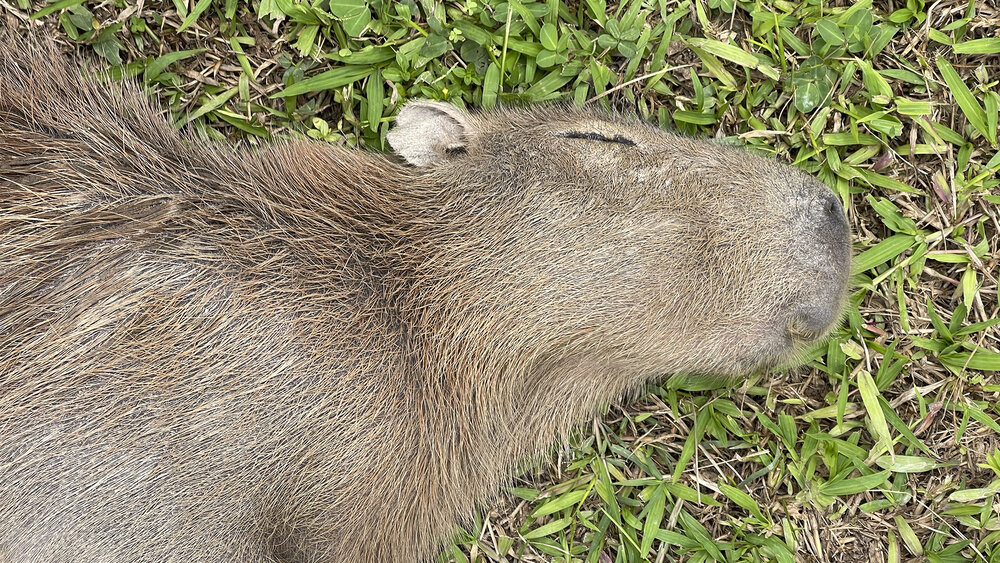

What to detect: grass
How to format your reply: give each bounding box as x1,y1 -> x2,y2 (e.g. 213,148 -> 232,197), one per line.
5,0 -> 999,561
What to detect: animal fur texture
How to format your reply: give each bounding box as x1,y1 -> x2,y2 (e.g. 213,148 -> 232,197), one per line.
0,31 -> 850,562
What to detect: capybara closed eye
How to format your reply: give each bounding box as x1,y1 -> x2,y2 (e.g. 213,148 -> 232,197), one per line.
0,32 -> 849,562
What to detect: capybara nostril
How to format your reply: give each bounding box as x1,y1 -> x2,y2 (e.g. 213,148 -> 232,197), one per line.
804,188 -> 848,237
821,191 -> 848,230
823,191 -> 839,219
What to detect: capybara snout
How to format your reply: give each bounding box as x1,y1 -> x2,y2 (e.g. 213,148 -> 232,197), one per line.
790,196 -> 850,335
779,171 -> 852,344
0,33 -> 850,562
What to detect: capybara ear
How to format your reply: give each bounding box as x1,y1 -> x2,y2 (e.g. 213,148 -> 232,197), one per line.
387,100 -> 474,166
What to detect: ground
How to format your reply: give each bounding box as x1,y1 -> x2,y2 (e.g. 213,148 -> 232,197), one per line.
3,0 -> 998,561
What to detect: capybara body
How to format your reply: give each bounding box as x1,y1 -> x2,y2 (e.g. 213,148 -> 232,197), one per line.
0,33 -> 850,561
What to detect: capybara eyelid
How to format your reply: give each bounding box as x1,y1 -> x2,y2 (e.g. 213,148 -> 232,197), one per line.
558,131 -> 637,147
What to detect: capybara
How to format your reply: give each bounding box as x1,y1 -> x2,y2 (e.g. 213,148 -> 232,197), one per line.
0,32 -> 850,562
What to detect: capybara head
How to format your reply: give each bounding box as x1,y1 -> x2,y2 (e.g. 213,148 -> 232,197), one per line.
390,101 -> 850,381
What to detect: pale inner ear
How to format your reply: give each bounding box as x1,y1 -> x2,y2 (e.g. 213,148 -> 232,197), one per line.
387,101 -> 475,166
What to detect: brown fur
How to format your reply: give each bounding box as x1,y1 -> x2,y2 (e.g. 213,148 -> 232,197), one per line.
0,32 -> 850,562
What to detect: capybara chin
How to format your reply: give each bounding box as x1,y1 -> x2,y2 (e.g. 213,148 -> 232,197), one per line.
0,31 -> 850,562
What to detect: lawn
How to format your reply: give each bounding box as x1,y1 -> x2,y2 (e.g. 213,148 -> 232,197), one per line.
5,0 -> 999,561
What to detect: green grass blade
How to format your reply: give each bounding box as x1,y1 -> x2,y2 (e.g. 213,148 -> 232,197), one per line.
936,57 -> 996,145
821,470 -> 891,496
852,234 -> 915,273
857,370 -> 893,459
30,0 -> 85,19
274,65 -> 373,98
952,38 -> 1000,54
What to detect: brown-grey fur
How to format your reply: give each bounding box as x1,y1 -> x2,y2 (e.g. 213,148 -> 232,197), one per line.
0,32 -> 850,562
